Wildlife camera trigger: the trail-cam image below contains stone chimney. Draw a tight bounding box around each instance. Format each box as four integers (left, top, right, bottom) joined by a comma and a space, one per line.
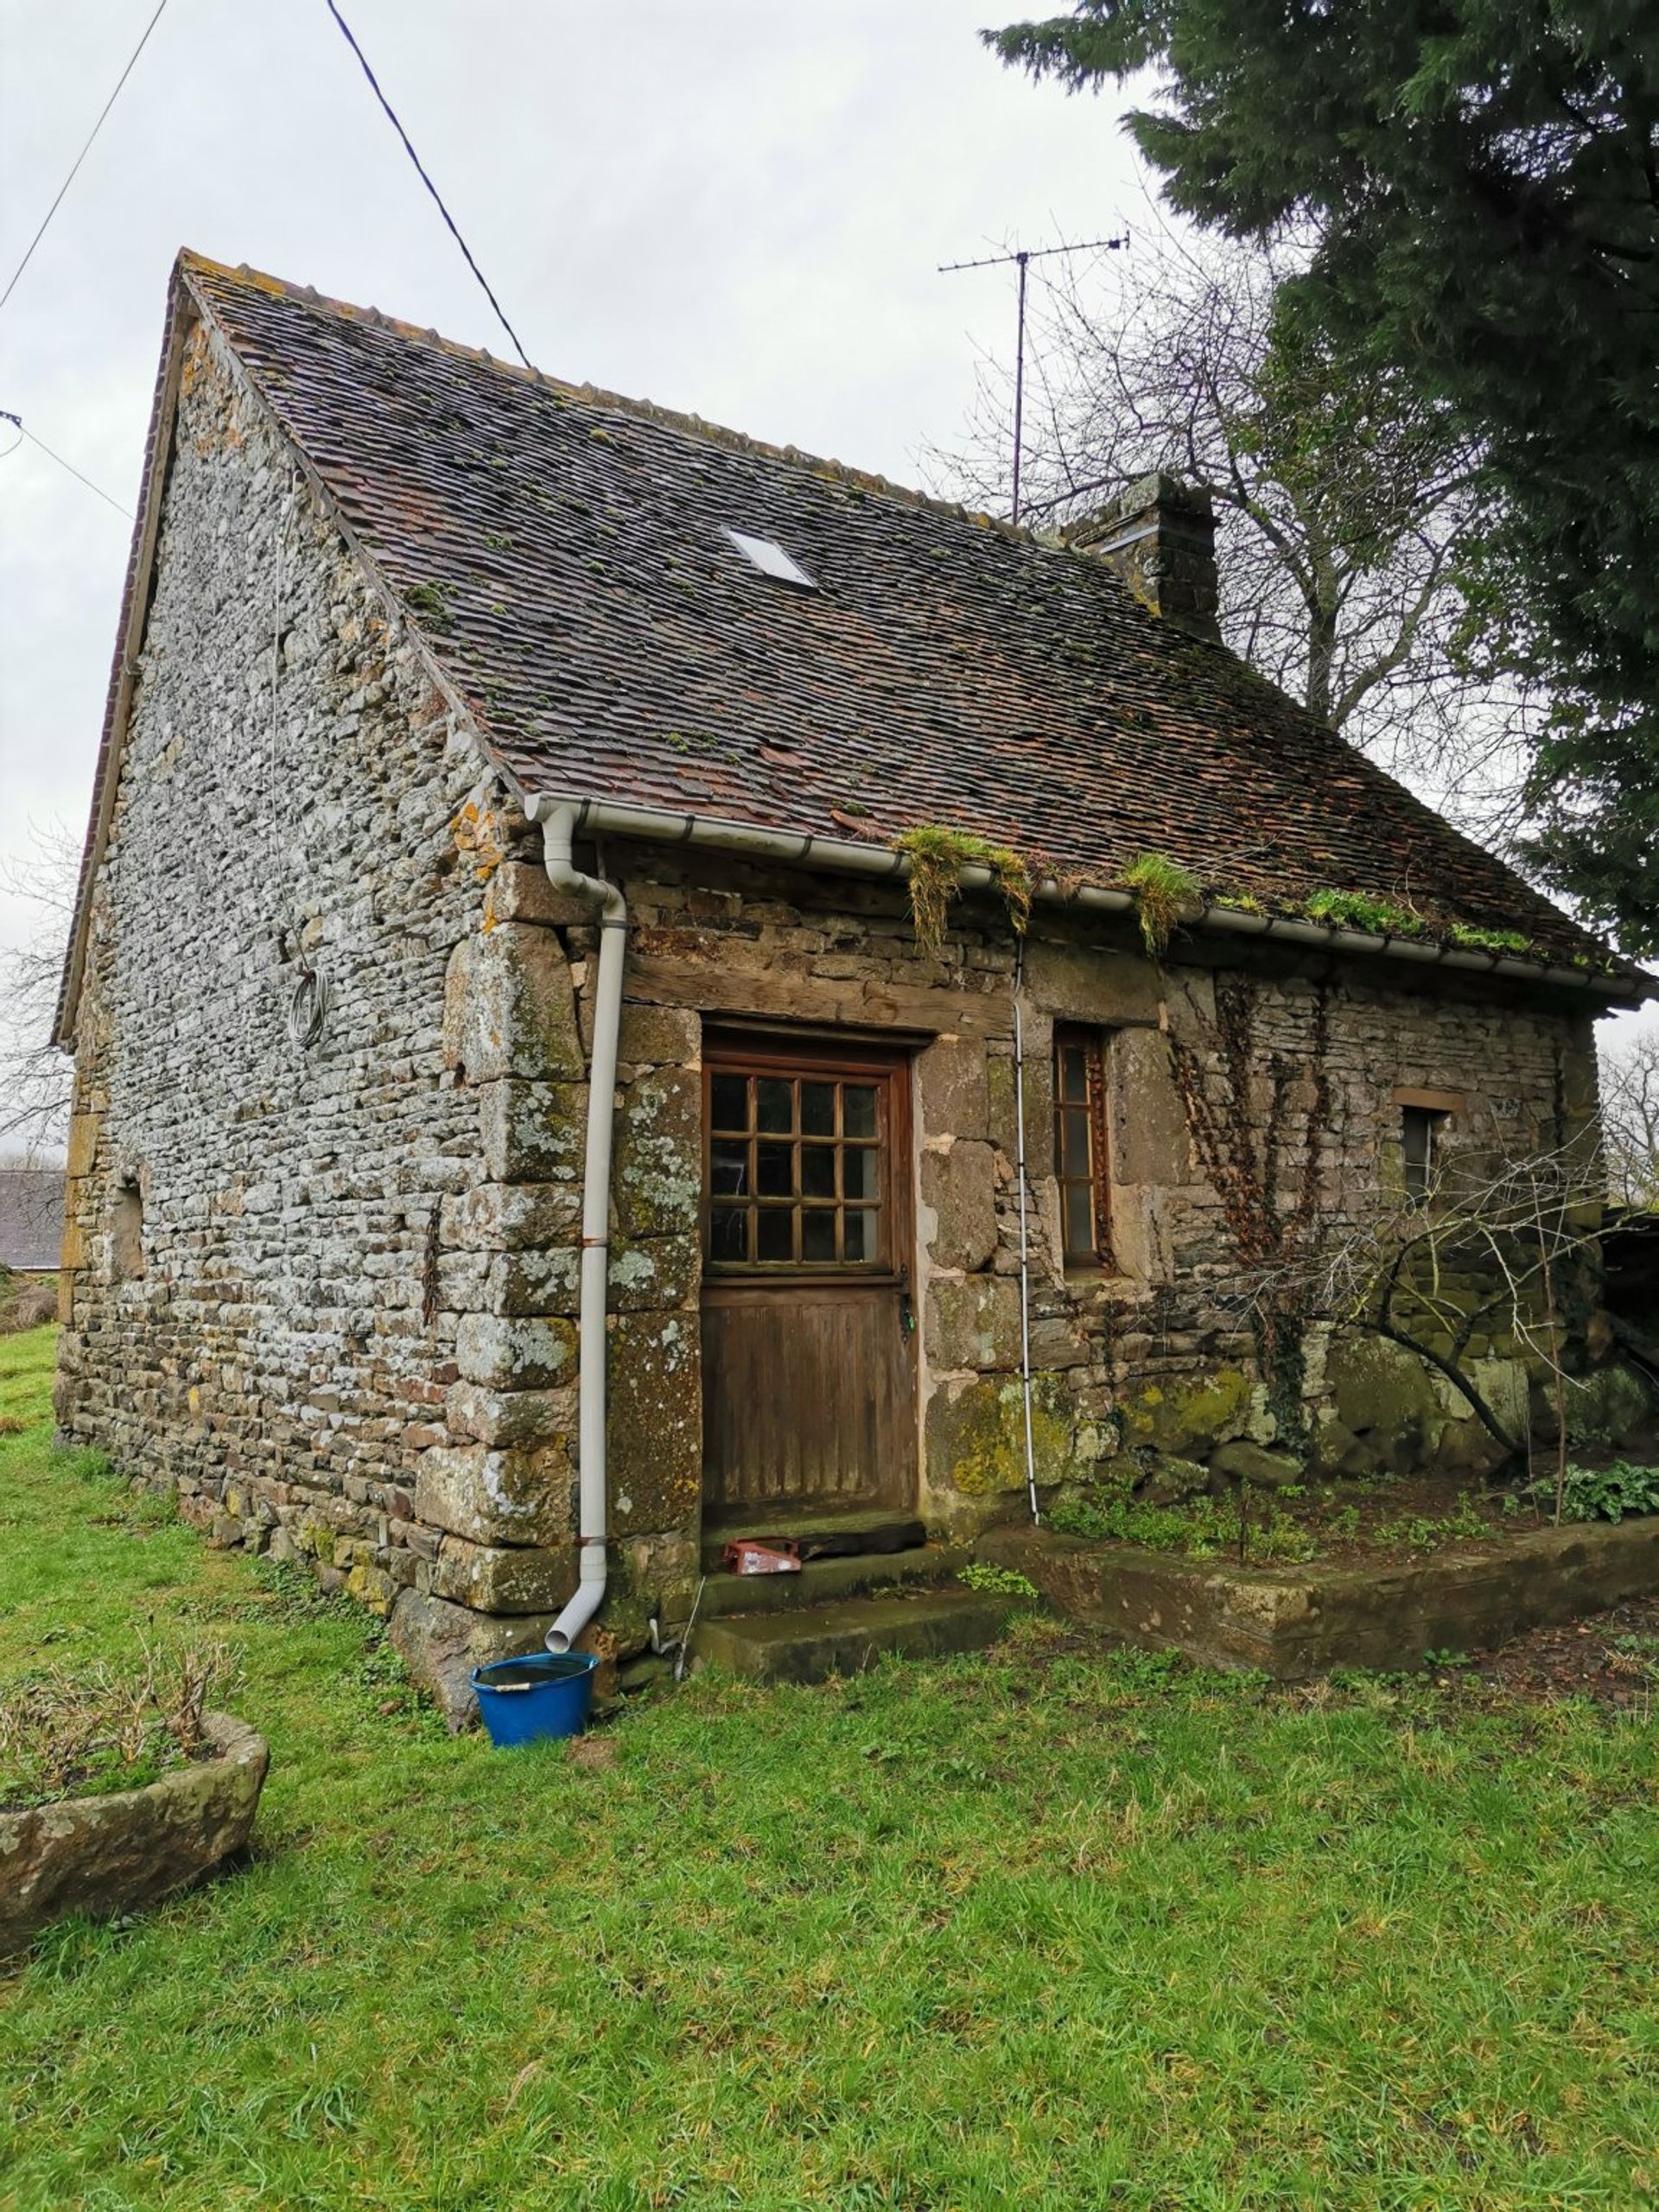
1066, 474, 1220, 641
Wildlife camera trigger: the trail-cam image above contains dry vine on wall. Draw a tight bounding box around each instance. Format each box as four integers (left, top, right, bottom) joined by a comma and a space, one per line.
1164, 973, 1334, 1441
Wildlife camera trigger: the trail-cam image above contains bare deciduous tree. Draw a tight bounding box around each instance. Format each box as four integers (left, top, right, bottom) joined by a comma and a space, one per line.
935, 212, 1546, 837
1230, 1131, 1610, 1517
1600, 1027, 1659, 1209
0, 823, 79, 1166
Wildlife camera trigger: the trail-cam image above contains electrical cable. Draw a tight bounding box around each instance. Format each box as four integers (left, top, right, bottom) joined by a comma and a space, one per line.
0, 0, 169, 315
0, 410, 132, 517
321, 0, 532, 369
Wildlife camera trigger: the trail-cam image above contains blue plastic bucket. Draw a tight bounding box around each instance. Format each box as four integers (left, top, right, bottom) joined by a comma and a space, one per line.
472, 1652, 600, 1747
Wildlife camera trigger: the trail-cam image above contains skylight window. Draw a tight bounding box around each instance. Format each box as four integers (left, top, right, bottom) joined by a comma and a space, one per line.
722, 527, 817, 589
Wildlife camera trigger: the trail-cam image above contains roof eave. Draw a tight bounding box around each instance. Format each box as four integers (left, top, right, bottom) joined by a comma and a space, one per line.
52, 260, 200, 1050
531, 792, 1654, 1003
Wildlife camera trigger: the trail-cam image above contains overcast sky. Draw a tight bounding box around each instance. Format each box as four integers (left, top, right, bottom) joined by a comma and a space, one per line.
1, 0, 1649, 1100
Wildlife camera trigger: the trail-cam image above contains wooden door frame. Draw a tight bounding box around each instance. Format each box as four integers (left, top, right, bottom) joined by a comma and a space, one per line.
697, 1026, 921, 1519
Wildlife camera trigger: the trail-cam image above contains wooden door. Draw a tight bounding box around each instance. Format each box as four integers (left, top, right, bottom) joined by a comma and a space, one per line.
701, 1035, 916, 1522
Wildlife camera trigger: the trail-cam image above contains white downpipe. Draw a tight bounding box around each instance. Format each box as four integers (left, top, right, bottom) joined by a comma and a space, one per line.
1012, 938, 1039, 1523
532, 799, 627, 1655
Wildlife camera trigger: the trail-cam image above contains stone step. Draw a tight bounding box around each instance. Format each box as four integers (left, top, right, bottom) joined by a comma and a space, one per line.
700, 1543, 971, 1618
700, 1509, 925, 1572
689, 1588, 1014, 1685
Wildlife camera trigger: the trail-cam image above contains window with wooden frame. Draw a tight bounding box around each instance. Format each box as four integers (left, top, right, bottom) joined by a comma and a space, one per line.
1392, 1086, 1463, 1204
704, 1048, 899, 1272
1053, 1026, 1114, 1270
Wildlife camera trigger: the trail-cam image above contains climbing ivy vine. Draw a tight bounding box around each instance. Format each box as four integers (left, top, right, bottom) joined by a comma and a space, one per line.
1163, 972, 1333, 1442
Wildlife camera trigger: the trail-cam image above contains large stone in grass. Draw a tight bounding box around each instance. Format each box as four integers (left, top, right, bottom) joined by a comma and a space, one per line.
1136, 1452, 1211, 1504
1209, 1440, 1302, 1491
388, 1590, 562, 1731
1560, 1361, 1652, 1452
1325, 1333, 1443, 1473
0, 1713, 268, 1958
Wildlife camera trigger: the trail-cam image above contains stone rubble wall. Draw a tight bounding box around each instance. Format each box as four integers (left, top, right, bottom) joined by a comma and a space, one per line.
51, 327, 696, 1717
582, 844, 1608, 1532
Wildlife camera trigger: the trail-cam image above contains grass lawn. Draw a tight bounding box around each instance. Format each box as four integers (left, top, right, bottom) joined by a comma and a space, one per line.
2, 1324, 1657, 2210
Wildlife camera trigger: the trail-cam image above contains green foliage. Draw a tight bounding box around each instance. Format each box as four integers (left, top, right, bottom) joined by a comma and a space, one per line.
1544, 1460, 1659, 1525
402, 578, 455, 630
3, 1334, 1659, 2203
1049, 1468, 1316, 1563
892, 823, 1033, 956
957, 1560, 1041, 1600
1372, 1497, 1491, 1554
1122, 850, 1200, 957
1302, 888, 1423, 938
1447, 922, 1533, 956
987, 1, 1659, 953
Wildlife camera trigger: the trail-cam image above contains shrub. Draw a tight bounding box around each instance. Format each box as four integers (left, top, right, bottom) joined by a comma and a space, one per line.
1122, 852, 1200, 957
1446, 922, 1532, 955
1302, 888, 1423, 938
957, 1561, 1041, 1600
892, 824, 1032, 957
1544, 1460, 1659, 1524
1049, 1471, 1316, 1564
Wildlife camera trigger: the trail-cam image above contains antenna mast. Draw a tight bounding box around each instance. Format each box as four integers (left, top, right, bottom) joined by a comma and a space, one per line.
939, 234, 1127, 526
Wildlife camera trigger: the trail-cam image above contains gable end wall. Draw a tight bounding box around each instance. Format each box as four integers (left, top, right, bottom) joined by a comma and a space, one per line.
51, 325, 613, 1701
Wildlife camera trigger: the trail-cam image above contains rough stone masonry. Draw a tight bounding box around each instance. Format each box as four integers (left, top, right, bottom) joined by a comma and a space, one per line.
54, 321, 1633, 1725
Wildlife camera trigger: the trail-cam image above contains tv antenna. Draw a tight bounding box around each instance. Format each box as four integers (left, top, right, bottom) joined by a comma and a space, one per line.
939, 234, 1127, 526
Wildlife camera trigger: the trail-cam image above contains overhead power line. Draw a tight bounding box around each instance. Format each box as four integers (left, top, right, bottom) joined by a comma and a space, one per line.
0, 0, 169, 316
0, 410, 133, 518
321, 0, 532, 369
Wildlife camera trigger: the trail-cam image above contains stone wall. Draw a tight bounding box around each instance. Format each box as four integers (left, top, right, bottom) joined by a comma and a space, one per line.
53, 325, 698, 1719
561, 842, 1610, 1535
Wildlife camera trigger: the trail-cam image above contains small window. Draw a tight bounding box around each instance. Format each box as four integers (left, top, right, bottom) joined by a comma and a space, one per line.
1054, 1027, 1113, 1269
1401, 1106, 1446, 1201
111, 1179, 144, 1282
721, 527, 817, 589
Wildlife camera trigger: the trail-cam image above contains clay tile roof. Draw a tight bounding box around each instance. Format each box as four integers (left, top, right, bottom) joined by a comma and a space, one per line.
183, 254, 1619, 969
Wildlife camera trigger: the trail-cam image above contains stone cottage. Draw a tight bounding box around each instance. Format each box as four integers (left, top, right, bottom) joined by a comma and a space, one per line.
52, 254, 1651, 1715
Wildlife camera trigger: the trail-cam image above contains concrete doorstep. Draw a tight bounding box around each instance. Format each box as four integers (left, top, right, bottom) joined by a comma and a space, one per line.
688, 1589, 1015, 1685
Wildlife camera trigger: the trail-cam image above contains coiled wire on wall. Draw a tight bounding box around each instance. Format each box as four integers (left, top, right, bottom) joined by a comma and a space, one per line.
286, 956, 329, 1050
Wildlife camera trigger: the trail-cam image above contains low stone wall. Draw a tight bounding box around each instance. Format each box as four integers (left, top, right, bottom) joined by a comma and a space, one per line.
982, 1516, 1659, 1678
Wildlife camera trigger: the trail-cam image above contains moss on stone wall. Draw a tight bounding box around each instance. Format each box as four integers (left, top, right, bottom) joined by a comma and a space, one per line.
1119, 1370, 1253, 1458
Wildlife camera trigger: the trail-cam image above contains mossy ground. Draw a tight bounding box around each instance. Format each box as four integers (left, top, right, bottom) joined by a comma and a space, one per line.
3, 1326, 1657, 2209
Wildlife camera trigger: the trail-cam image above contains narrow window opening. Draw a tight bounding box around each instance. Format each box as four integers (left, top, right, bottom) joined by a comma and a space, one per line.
1054, 1026, 1114, 1270
1401, 1106, 1447, 1202
111, 1179, 144, 1282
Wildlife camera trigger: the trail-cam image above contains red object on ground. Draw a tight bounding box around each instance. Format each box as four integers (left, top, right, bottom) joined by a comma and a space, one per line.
722, 1540, 802, 1575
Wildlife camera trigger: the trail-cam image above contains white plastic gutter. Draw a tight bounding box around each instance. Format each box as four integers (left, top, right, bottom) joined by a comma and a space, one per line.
531, 799, 627, 1654
551, 796, 1648, 1001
